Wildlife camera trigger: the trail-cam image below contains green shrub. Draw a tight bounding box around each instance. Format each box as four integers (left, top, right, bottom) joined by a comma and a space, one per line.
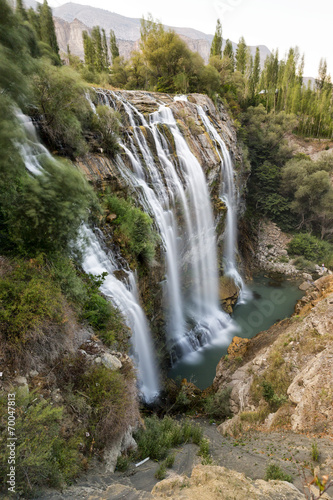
164, 453, 175, 468
204, 387, 233, 421
261, 381, 287, 411
90, 105, 120, 156
311, 441, 319, 462
155, 462, 167, 480
265, 463, 292, 482
0, 258, 64, 344
288, 233, 332, 263
134, 416, 203, 462
0, 392, 83, 497
105, 195, 158, 265
198, 438, 212, 465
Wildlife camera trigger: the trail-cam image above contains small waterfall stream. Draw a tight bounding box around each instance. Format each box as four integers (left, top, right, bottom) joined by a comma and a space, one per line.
16, 110, 159, 402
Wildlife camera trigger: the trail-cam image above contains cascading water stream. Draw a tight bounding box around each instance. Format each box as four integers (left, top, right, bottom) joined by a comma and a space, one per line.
16, 109, 159, 402
79, 226, 159, 402
96, 90, 237, 359
195, 104, 251, 301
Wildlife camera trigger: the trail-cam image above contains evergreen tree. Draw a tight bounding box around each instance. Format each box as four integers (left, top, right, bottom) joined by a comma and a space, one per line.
109, 29, 119, 63
210, 19, 222, 58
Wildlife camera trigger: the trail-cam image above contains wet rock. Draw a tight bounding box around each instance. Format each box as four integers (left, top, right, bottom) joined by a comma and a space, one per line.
219, 276, 239, 313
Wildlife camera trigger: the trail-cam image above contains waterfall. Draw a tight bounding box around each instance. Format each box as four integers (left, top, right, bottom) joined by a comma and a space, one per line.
96, 90, 236, 360
195, 104, 250, 301
79, 226, 159, 402
16, 110, 159, 402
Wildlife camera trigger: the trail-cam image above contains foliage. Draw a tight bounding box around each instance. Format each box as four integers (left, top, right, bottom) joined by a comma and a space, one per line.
311, 441, 319, 462
0, 391, 83, 497
287, 233, 333, 263
155, 462, 167, 480
105, 195, 158, 265
90, 104, 120, 155
0, 258, 64, 344
134, 416, 203, 461
265, 463, 293, 483
31, 62, 93, 156
282, 154, 333, 239
261, 381, 287, 411
204, 387, 233, 421
5, 154, 97, 256
198, 438, 213, 465
210, 19, 222, 58
58, 358, 136, 449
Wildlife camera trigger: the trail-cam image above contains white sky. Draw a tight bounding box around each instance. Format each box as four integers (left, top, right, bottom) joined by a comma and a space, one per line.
49, 0, 333, 77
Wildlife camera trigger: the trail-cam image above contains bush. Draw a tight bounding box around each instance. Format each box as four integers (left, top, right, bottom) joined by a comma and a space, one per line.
0, 257, 64, 344
105, 195, 158, 265
7, 155, 98, 257
288, 233, 332, 263
265, 463, 292, 482
0, 392, 83, 497
134, 416, 203, 461
204, 387, 233, 421
261, 381, 287, 411
90, 105, 120, 156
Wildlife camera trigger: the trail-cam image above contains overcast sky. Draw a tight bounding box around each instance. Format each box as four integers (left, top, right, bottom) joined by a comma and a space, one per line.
49, 0, 332, 77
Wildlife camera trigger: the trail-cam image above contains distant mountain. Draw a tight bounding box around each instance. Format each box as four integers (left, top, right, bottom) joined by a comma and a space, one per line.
23, 0, 270, 67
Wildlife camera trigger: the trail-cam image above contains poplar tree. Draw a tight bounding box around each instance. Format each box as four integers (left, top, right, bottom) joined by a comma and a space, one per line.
223, 39, 235, 71
101, 28, 109, 69
250, 47, 260, 97
38, 0, 60, 60
110, 29, 119, 63
210, 19, 222, 58
236, 36, 248, 74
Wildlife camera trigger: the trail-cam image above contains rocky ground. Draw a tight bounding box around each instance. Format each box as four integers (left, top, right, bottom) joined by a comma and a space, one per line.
31, 278, 333, 500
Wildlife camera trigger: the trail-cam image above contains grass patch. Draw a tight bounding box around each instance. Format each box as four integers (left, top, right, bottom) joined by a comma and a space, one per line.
134, 416, 203, 462
265, 463, 293, 482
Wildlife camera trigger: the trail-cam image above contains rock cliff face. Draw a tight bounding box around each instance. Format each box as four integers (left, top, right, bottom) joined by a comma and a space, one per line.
214, 276, 333, 438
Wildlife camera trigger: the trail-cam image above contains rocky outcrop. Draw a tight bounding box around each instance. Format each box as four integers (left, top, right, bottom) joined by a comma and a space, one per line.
151, 464, 307, 499
255, 220, 300, 276
214, 276, 333, 437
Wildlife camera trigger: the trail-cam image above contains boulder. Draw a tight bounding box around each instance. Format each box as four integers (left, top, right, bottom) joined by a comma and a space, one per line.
227, 336, 250, 359
100, 353, 122, 371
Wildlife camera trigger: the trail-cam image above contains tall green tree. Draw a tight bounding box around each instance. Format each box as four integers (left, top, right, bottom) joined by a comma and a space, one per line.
236, 36, 248, 74
210, 19, 222, 58
109, 29, 119, 63
250, 47, 260, 97
38, 0, 60, 63
223, 39, 235, 71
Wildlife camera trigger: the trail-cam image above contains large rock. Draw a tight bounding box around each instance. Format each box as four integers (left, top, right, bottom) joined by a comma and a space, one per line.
227, 336, 250, 359
151, 464, 306, 499
219, 276, 239, 313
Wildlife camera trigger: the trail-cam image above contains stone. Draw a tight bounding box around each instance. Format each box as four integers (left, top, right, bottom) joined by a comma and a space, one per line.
227, 336, 250, 359
29, 370, 39, 378
299, 281, 311, 291
14, 376, 28, 386
100, 353, 122, 371
151, 464, 306, 499
106, 213, 117, 222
